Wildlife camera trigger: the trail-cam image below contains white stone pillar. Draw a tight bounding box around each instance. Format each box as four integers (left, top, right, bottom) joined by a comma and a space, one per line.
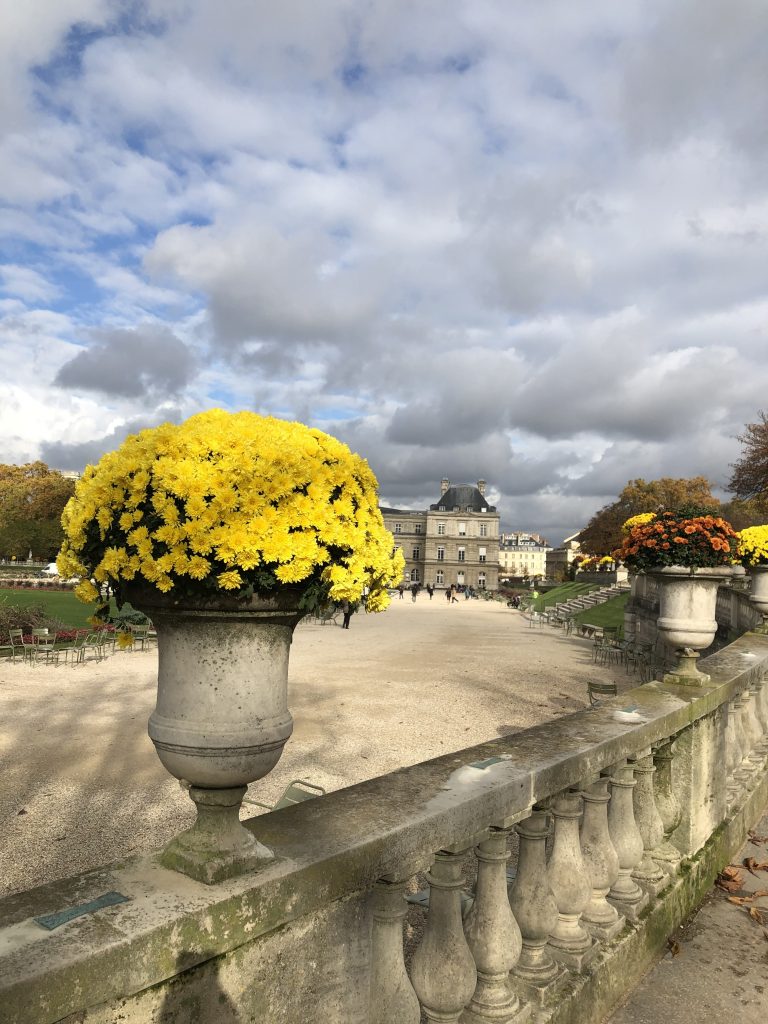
369, 879, 420, 1024
755, 674, 768, 753
546, 790, 597, 970
652, 740, 682, 871
509, 807, 562, 996
411, 851, 477, 1023
607, 761, 649, 921
461, 829, 530, 1024
579, 777, 624, 941
630, 749, 669, 895
745, 685, 765, 763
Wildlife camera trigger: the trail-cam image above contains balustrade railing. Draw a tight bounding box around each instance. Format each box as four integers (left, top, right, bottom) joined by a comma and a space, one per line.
2, 633, 768, 1024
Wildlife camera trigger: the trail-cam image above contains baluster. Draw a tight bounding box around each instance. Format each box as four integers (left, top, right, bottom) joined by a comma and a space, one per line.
727, 695, 749, 798
606, 760, 649, 921
630, 749, 669, 895
754, 674, 768, 754
579, 776, 624, 941
509, 806, 563, 999
369, 879, 420, 1024
546, 789, 597, 970
736, 691, 759, 789
651, 740, 682, 871
462, 828, 530, 1024
745, 684, 765, 763
411, 850, 477, 1023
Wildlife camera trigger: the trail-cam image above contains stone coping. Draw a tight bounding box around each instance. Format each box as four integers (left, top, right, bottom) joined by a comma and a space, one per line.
1, 631, 767, 1024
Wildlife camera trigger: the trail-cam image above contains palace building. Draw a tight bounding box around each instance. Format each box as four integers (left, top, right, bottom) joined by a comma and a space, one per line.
381, 479, 500, 591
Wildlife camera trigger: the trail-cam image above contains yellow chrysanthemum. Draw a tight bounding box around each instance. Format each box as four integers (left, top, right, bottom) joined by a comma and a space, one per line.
60, 409, 401, 614
622, 512, 657, 534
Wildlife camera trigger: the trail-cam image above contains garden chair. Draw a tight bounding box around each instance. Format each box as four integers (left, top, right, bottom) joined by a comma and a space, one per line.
31, 628, 59, 665
6, 629, 26, 663
63, 629, 90, 666
242, 780, 326, 812
128, 624, 150, 651
587, 681, 618, 706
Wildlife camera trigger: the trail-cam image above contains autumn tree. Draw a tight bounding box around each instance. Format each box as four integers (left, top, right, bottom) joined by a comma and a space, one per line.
0, 462, 75, 561
578, 476, 719, 556
728, 411, 768, 501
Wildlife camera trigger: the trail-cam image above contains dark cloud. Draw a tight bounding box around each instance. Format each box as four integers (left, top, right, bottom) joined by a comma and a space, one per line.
41, 409, 183, 472
54, 325, 197, 398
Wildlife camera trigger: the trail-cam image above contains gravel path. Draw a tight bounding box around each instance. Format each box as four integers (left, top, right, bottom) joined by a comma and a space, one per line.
0, 598, 624, 897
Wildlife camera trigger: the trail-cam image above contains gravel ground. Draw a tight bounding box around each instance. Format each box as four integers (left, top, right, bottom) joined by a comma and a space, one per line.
0, 597, 625, 897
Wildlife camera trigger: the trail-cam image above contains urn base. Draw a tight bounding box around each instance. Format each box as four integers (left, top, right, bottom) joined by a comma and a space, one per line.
663, 649, 711, 687
160, 785, 274, 884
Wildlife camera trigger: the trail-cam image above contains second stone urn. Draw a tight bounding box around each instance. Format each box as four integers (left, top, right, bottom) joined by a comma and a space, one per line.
126, 585, 304, 884
649, 566, 731, 685
748, 565, 768, 632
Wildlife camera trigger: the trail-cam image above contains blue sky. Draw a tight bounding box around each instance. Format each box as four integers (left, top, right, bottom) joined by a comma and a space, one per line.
1, 1, 767, 542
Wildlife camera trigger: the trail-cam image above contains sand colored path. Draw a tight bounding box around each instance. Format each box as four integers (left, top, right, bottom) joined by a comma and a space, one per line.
0, 598, 623, 897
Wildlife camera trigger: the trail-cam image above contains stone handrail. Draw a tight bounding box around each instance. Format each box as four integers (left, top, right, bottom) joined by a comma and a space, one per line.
1, 632, 768, 1023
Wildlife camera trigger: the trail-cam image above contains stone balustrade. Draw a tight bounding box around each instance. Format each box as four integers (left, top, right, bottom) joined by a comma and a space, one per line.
1, 633, 768, 1024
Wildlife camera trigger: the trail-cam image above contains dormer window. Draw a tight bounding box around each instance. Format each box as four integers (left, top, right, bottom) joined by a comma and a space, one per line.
438, 505, 446, 511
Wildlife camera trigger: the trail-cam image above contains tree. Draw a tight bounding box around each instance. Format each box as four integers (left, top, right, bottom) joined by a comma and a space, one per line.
0, 462, 75, 560
578, 476, 719, 556
728, 411, 768, 500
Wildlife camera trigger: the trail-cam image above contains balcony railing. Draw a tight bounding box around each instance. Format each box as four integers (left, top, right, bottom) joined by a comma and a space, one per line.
1, 632, 767, 1023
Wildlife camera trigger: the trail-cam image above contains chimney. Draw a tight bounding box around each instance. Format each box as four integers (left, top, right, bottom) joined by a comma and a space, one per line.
440, 477, 450, 496
477, 479, 486, 496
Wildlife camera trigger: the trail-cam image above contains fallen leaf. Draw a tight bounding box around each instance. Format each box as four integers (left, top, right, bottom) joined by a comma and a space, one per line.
749, 832, 768, 844
667, 938, 681, 957
728, 896, 754, 906
16, 808, 27, 816
763, 929, 768, 942
716, 866, 744, 892
744, 857, 761, 876
748, 907, 767, 925
753, 890, 768, 898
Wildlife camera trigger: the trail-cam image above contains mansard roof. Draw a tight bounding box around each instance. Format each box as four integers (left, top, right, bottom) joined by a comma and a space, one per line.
429, 485, 496, 513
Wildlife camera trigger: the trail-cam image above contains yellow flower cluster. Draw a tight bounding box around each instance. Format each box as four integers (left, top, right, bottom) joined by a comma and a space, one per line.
58, 410, 404, 611
736, 525, 768, 567
622, 512, 656, 534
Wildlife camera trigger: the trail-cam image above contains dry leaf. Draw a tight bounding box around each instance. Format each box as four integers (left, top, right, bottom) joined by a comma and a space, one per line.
728, 896, 754, 906
666, 938, 681, 957
748, 907, 767, 925
763, 929, 768, 942
716, 866, 744, 892
744, 857, 762, 876
753, 890, 768, 898
748, 832, 768, 845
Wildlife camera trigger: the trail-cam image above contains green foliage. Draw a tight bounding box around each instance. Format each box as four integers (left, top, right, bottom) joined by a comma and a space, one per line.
0, 462, 75, 561
0, 588, 115, 629
579, 477, 718, 556
0, 600, 68, 635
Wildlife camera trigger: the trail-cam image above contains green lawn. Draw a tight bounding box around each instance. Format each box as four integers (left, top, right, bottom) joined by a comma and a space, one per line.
529, 582, 600, 613
0, 588, 121, 629
572, 593, 629, 631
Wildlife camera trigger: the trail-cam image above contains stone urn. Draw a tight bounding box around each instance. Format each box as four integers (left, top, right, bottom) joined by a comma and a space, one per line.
748, 564, 768, 632
648, 566, 731, 685
126, 584, 304, 883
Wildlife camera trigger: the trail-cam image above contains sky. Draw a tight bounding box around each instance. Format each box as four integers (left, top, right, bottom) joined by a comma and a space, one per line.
1, 1, 767, 543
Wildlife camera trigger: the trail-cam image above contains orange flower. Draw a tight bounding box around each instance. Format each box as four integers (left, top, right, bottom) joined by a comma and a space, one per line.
673, 536, 688, 544
661, 542, 671, 549
684, 524, 697, 534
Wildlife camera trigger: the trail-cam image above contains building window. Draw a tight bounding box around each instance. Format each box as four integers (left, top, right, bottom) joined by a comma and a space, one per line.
412, 546, 420, 560
478, 572, 486, 588
458, 546, 465, 562
466, 506, 473, 512
479, 546, 486, 563
436, 569, 444, 585
479, 522, 488, 537
458, 521, 466, 536
410, 567, 420, 582
457, 571, 465, 585
394, 523, 401, 534
437, 546, 445, 561
438, 505, 446, 511
437, 522, 446, 535
414, 523, 422, 533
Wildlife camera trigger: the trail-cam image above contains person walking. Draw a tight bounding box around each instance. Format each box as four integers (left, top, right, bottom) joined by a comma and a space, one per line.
341, 600, 355, 629
427, 584, 434, 600
411, 583, 419, 602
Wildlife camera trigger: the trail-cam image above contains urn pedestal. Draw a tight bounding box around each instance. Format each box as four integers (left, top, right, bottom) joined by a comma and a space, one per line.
649, 567, 730, 686
748, 565, 768, 634
127, 586, 304, 884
